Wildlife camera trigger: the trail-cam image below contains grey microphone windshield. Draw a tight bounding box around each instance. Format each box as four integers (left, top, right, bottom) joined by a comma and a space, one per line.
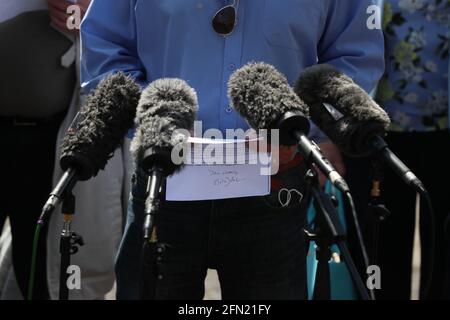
61, 72, 141, 180
228, 62, 310, 144
131, 78, 198, 175
295, 64, 390, 157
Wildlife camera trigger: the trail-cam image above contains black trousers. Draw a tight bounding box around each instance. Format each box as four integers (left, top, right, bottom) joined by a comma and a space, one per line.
0, 120, 60, 300
116, 165, 310, 300
345, 130, 450, 300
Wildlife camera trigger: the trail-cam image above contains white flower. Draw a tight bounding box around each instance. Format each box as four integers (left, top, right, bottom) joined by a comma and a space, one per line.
425, 61, 437, 72
399, 62, 424, 83
393, 111, 412, 127
408, 30, 427, 48
399, 0, 425, 14
426, 91, 448, 114
435, 11, 450, 27
404, 92, 418, 103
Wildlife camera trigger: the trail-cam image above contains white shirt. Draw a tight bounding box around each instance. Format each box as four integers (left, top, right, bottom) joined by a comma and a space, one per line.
0, 0, 48, 23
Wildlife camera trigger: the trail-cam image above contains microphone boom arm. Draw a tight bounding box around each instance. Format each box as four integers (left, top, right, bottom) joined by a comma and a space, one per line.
294, 131, 350, 194
371, 136, 426, 195
143, 167, 164, 241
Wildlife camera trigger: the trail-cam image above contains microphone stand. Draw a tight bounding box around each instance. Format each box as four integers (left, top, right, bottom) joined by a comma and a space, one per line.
39, 167, 78, 225
59, 193, 84, 300
138, 147, 185, 299
368, 157, 390, 268
304, 169, 371, 300
272, 111, 369, 299
140, 167, 168, 300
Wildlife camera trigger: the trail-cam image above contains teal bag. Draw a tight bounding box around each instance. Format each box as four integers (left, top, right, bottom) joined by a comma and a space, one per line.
306, 181, 358, 300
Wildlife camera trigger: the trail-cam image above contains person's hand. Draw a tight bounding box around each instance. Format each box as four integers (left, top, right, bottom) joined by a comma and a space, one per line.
47, 0, 91, 34
316, 140, 346, 186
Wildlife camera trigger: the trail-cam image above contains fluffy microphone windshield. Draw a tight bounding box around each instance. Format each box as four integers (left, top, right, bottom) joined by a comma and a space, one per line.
228, 62, 310, 131
131, 78, 198, 173
294, 64, 391, 157
60, 72, 141, 180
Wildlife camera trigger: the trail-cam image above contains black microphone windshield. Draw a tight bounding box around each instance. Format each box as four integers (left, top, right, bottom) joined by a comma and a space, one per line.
131, 78, 198, 175
60, 72, 141, 180
228, 62, 310, 140
294, 64, 391, 157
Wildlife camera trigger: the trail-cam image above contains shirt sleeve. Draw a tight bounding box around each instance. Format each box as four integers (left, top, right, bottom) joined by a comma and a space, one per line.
80, 0, 146, 94
309, 0, 385, 143
318, 0, 385, 92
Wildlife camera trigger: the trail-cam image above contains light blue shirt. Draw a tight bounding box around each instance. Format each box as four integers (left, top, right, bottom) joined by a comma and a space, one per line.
80, 0, 385, 140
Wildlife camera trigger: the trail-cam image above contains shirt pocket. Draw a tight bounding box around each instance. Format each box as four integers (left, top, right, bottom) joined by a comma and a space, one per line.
262, 0, 324, 52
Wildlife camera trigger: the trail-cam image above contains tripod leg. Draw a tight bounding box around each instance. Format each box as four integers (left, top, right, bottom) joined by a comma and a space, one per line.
338, 241, 371, 300
313, 245, 332, 300
140, 239, 158, 300
59, 234, 71, 300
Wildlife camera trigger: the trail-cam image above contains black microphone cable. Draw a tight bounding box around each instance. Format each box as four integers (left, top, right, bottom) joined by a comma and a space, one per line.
343, 190, 375, 299
27, 224, 43, 300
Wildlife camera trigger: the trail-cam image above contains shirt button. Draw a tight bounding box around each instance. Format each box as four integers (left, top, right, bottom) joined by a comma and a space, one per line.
228, 63, 236, 71
225, 106, 233, 114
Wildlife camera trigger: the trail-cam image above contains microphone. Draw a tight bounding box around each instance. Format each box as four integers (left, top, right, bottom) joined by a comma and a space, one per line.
39, 72, 141, 224
228, 62, 350, 194
131, 78, 198, 239
294, 64, 426, 194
